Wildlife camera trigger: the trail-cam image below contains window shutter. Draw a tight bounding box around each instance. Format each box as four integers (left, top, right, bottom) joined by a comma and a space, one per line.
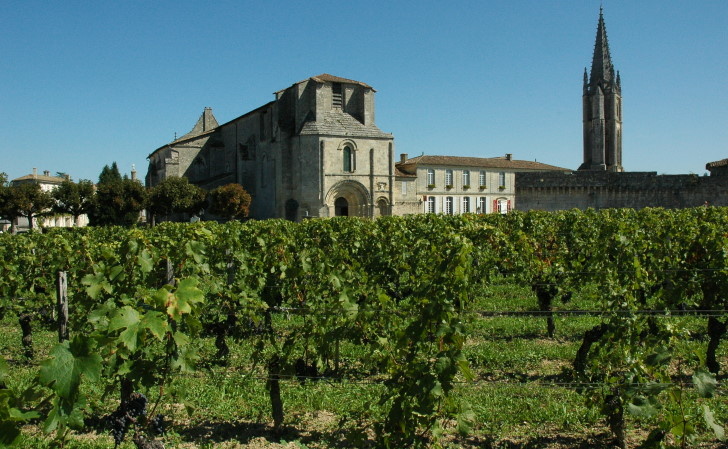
507, 200, 512, 212
493, 199, 498, 213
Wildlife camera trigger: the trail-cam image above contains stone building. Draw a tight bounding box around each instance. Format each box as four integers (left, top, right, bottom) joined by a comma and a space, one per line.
147, 74, 410, 219
7, 169, 89, 230
396, 154, 569, 214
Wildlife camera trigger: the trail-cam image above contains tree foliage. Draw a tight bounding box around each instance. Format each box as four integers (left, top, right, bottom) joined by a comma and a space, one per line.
89, 179, 148, 226
52, 179, 95, 226
98, 162, 122, 185
149, 177, 206, 222
207, 183, 251, 221
3, 183, 54, 230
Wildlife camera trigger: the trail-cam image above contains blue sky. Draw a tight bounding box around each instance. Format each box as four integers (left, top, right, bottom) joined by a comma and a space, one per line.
2, 1, 726, 182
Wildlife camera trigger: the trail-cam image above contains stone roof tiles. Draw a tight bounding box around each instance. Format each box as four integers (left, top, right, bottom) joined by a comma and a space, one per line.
300, 111, 392, 139
398, 155, 571, 172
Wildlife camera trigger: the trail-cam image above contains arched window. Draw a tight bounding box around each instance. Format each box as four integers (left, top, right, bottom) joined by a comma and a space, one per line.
343, 146, 354, 172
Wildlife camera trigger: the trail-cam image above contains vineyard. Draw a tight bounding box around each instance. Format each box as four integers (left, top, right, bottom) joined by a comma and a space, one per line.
0, 209, 726, 448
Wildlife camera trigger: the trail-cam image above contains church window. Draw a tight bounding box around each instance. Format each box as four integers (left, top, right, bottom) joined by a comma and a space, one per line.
427, 169, 435, 186
445, 197, 453, 215
499, 172, 506, 188
445, 170, 453, 187
426, 196, 436, 213
479, 170, 486, 187
462, 170, 470, 187
462, 197, 471, 213
332, 83, 343, 109
477, 197, 487, 213
343, 145, 355, 172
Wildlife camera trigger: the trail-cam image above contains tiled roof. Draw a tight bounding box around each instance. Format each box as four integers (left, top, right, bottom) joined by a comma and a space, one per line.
12, 174, 67, 184
706, 158, 728, 169
398, 155, 572, 172
300, 111, 392, 139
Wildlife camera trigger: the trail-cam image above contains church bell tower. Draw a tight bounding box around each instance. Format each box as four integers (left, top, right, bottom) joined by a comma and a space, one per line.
580, 7, 623, 172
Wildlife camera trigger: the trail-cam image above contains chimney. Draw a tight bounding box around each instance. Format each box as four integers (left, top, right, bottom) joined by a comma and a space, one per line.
505, 153, 513, 161
400, 153, 408, 163
33, 167, 37, 177
131, 164, 137, 181
43, 170, 50, 176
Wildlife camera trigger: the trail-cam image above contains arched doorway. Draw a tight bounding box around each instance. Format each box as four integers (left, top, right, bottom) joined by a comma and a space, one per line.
325, 180, 370, 218
334, 197, 349, 216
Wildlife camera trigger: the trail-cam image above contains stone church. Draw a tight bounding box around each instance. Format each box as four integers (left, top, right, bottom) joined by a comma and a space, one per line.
147, 74, 421, 219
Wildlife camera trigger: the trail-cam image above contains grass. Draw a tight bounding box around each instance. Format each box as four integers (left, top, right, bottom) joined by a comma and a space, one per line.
1, 280, 726, 448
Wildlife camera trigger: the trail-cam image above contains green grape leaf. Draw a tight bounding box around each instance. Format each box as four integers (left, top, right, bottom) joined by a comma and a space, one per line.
166, 278, 204, 320
703, 405, 726, 441
141, 311, 167, 340
39, 340, 101, 400
644, 346, 671, 367
138, 249, 154, 273
109, 307, 142, 352
693, 368, 718, 398
81, 272, 111, 299
627, 396, 658, 418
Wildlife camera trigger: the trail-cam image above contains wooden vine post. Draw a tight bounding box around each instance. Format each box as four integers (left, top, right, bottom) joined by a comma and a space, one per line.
56, 271, 69, 342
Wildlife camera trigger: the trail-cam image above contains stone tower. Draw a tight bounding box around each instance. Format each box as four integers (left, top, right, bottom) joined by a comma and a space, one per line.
580, 7, 623, 172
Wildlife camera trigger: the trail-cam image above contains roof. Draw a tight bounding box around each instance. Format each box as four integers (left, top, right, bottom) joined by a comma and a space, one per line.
706, 158, 728, 169
397, 155, 572, 173
276, 73, 375, 94
12, 173, 67, 184
589, 7, 617, 87
299, 110, 392, 139
150, 107, 222, 156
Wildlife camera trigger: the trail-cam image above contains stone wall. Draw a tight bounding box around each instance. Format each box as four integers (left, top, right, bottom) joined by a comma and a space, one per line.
516, 171, 728, 211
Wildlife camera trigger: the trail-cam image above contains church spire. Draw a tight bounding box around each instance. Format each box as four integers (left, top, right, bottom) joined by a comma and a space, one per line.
580, 7, 623, 173
589, 7, 616, 90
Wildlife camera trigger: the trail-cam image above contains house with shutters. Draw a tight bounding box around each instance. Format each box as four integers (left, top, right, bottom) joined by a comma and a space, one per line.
395, 154, 570, 214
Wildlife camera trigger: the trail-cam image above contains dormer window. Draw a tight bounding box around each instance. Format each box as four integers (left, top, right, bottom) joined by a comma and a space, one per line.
332, 83, 343, 109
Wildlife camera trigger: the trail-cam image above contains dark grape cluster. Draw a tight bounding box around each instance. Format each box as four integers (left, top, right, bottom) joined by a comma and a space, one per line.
105, 392, 148, 447
126, 392, 148, 418
148, 414, 167, 436
107, 409, 129, 446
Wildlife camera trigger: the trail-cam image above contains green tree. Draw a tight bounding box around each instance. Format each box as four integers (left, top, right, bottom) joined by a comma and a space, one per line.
149, 176, 206, 224
98, 162, 122, 185
5, 183, 54, 230
207, 183, 252, 221
52, 179, 95, 226
0, 173, 13, 232
89, 179, 148, 226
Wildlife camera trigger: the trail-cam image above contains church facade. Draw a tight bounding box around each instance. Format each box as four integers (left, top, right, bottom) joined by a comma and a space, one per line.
147, 74, 417, 220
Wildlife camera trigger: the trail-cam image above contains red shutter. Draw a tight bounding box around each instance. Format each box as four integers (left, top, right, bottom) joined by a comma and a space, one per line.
492, 199, 498, 213
507, 200, 512, 212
